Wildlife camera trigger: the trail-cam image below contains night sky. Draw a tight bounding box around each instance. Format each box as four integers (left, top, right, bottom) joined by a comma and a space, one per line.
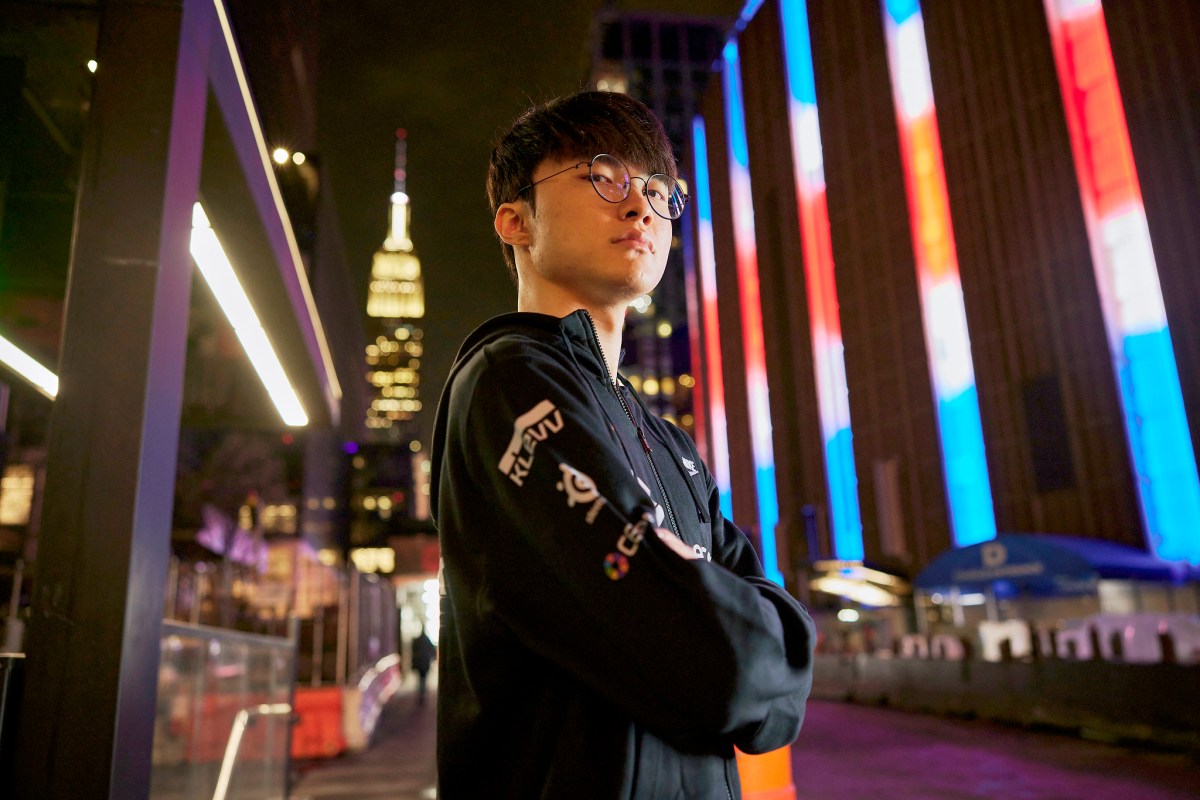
318, 0, 740, 442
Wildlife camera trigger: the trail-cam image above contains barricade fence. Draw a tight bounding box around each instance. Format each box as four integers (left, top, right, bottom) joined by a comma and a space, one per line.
149, 620, 296, 800
887, 612, 1200, 665
813, 652, 1200, 749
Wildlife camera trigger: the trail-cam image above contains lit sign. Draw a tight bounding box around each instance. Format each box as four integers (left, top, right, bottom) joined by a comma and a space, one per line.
0, 464, 35, 526
351, 547, 396, 574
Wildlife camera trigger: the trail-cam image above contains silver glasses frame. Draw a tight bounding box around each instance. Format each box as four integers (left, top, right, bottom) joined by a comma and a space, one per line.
515, 153, 689, 220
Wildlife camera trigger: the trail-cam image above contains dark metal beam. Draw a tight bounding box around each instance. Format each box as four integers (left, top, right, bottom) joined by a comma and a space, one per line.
205, 6, 342, 426
13, 0, 211, 796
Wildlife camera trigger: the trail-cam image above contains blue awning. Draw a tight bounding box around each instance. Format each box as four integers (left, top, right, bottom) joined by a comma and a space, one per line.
914, 533, 1198, 595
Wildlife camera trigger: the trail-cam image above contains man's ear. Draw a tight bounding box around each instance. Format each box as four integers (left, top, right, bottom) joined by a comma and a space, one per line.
494, 202, 532, 248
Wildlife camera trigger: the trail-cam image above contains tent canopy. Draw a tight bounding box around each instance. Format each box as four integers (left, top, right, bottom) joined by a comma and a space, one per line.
914, 533, 1197, 595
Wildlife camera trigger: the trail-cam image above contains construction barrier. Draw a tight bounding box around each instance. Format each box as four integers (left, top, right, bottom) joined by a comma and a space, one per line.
736, 744, 796, 800
291, 685, 347, 759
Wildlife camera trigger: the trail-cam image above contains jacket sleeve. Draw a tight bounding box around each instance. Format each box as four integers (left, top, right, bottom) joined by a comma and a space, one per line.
446, 340, 811, 744
704, 464, 817, 753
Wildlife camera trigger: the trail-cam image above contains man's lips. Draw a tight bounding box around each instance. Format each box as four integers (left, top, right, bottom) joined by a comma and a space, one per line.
613, 230, 655, 252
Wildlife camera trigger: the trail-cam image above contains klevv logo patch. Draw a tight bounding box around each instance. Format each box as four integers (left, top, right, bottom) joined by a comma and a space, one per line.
498, 400, 564, 486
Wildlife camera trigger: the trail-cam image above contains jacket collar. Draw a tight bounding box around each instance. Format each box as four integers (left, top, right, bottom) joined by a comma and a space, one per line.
450, 310, 608, 382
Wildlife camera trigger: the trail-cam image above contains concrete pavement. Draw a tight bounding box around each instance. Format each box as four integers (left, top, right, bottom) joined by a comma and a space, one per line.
290, 690, 1200, 799
791, 700, 1200, 799
290, 683, 436, 800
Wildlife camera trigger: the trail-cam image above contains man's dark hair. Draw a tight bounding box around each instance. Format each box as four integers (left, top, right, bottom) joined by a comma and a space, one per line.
487, 90, 677, 282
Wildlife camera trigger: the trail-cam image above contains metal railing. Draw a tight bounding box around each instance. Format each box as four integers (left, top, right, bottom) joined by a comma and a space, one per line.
212, 703, 294, 800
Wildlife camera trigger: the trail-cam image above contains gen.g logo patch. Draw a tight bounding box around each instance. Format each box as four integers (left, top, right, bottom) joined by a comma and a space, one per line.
604, 516, 651, 581
603, 552, 630, 580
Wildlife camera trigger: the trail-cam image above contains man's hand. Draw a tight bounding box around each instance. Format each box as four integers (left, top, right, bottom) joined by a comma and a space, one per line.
655, 527, 702, 560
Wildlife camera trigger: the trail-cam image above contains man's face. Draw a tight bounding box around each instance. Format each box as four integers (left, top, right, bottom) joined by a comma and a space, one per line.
519, 155, 673, 306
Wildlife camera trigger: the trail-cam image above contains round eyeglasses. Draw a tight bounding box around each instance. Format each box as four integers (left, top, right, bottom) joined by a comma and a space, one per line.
515, 153, 689, 221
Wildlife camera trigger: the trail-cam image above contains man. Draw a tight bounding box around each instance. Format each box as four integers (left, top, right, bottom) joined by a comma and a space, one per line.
430, 91, 815, 799
410, 625, 436, 704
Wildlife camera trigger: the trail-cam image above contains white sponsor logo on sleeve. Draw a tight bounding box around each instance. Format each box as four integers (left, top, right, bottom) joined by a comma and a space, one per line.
604, 513, 654, 581
557, 463, 599, 506
556, 463, 609, 524
498, 400, 564, 486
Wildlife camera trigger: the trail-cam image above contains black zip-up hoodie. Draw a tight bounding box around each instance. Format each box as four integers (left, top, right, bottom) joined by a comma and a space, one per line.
431, 310, 815, 799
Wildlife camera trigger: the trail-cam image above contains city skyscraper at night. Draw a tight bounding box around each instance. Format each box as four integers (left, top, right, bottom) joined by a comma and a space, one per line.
365, 129, 425, 445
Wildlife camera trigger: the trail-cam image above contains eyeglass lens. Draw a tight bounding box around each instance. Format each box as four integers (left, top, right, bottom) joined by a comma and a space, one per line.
589, 154, 686, 220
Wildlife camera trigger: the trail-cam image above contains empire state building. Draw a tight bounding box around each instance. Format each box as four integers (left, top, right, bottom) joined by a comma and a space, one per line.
365, 129, 424, 443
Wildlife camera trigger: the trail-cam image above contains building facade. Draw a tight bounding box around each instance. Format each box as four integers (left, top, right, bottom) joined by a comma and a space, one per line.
688, 0, 1200, 601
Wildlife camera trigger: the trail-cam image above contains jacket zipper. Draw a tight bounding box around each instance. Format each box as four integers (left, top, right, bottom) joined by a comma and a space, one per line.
624, 379, 710, 525
582, 312, 682, 538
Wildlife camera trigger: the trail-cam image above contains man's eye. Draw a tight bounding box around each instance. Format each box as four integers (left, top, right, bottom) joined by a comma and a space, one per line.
646, 188, 665, 200
591, 173, 615, 185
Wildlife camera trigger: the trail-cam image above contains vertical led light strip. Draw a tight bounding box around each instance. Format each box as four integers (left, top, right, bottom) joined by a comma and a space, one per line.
1044, 0, 1200, 564
779, 0, 865, 561
691, 117, 734, 520
722, 41, 783, 584
881, 0, 997, 547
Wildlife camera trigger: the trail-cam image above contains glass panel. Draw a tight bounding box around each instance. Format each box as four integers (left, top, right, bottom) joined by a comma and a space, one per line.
151, 621, 295, 800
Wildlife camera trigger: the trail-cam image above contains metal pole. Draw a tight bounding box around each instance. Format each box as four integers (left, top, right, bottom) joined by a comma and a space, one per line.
5, 560, 19, 620
914, 592, 928, 637
336, 570, 348, 686
0, 382, 9, 505
283, 614, 299, 800
164, 557, 179, 621
2, 560, 23, 653
190, 569, 203, 627
950, 587, 965, 628
349, 568, 361, 679
14, 1, 210, 796
312, 605, 324, 688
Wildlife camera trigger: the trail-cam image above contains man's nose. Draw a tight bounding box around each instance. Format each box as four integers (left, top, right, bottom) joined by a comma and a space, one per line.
620, 189, 653, 223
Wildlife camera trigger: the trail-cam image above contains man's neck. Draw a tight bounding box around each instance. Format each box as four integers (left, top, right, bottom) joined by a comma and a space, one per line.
517, 284, 625, 381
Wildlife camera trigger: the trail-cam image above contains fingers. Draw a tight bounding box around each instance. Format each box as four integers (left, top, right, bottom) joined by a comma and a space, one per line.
655, 527, 702, 560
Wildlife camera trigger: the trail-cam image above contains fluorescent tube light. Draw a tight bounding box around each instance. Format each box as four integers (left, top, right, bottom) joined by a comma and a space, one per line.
0, 334, 59, 399
190, 202, 308, 426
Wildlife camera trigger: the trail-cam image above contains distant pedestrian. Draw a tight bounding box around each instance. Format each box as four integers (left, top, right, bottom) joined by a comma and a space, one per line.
410, 626, 436, 704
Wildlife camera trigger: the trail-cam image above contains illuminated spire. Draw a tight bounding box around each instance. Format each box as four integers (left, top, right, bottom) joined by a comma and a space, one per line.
385, 129, 413, 252
366, 129, 425, 436
368, 128, 424, 319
